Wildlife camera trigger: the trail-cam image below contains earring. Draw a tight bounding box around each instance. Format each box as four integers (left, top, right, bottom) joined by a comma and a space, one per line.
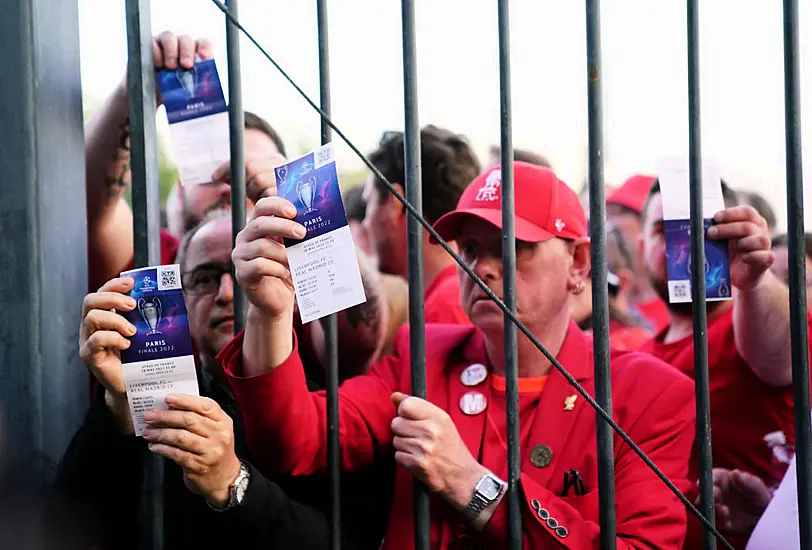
572, 281, 585, 295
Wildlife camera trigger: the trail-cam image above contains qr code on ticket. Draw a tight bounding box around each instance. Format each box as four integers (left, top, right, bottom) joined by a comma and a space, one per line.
158, 265, 182, 291
668, 280, 691, 303
314, 143, 334, 169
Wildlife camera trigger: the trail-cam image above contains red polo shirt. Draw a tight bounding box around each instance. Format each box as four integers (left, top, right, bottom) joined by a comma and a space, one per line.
424, 265, 469, 325
122, 229, 181, 271
641, 306, 807, 548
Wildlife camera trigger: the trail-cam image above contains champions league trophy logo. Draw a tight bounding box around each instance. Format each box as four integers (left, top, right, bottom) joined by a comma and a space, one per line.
296, 175, 318, 215
138, 297, 163, 336
176, 67, 198, 99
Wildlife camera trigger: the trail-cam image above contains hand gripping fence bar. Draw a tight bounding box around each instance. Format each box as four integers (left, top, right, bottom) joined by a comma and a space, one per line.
208, 1, 734, 547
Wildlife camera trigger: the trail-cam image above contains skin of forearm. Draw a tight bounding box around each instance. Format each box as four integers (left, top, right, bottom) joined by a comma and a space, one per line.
242, 305, 295, 378
734, 271, 793, 386
86, 80, 132, 223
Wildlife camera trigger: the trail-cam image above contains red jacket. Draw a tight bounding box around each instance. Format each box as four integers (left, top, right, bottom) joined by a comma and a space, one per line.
219, 322, 696, 549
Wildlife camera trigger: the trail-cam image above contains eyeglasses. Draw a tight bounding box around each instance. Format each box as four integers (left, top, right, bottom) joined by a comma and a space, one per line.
182, 265, 233, 296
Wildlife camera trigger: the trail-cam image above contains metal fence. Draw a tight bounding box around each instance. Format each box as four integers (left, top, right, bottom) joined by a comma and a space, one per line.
121, 0, 811, 549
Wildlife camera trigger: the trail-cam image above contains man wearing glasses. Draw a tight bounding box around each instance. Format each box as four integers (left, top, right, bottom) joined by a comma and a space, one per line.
56, 209, 391, 549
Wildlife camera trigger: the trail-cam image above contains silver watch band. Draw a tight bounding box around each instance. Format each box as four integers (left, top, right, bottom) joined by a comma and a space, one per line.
207, 461, 250, 512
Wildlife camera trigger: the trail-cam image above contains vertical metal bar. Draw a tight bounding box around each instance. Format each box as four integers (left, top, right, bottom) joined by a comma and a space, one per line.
225, 0, 247, 333
125, 0, 163, 548
400, 0, 429, 547
496, 1, 521, 546
316, 1, 341, 548
782, 1, 812, 548
686, 1, 715, 548
585, 1, 616, 547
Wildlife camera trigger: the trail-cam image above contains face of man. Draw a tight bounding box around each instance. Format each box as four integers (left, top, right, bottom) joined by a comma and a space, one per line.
456, 217, 579, 335
181, 218, 235, 364
362, 175, 406, 276
178, 128, 281, 233
772, 245, 812, 314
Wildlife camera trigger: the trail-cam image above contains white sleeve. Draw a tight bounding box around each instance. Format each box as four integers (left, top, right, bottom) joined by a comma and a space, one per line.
746, 455, 799, 550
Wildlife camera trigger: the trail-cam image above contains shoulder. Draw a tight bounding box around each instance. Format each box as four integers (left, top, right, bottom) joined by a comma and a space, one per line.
612, 349, 694, 400
392, 323, 480, 363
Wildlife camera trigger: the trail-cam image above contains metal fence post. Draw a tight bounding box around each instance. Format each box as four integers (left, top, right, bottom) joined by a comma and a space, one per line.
124, 0, 163, 548
496, 1, 521, 546
585, 1, 617, 547
782, 1, 812, 549
225, 0, 247, 333
316, 0, 342, 547
686, 2, 716, 548
399, 0, 429, 547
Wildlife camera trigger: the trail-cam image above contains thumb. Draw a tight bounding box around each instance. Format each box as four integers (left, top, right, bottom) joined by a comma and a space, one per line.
211, 160, 231, 184
391, 392, 410, 408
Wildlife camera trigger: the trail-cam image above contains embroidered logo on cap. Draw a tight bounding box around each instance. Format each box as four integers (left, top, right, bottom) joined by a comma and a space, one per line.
555, 218, 566, 232
475, 170, 501, 202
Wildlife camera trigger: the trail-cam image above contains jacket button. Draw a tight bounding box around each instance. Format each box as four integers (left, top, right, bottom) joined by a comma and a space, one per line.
546, 517, 559, 529
530, 499, 540, 511
538, 508, 550, 521
556, 526, 569, 538
530, 444, 553, 468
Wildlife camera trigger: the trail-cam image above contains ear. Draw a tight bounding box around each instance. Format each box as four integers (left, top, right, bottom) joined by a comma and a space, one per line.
387, 183, 407, 221
616, 267, 635, 295
567, 237, 592, 292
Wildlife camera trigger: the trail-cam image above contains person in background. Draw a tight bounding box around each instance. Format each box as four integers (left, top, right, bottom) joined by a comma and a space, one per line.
56, 210, 390, 550
345, 184, 410, 356
363, 126, 480, 325
606, 174, 671, 332
569, 223, 652, 351
740, 191, 778, 237
219, 162, 697, 549
638, 179, 812, 549
486, 145, 552, 170
771, 232, 812, 314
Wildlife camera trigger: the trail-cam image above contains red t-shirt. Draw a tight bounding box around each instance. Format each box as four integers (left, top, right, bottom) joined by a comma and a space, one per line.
608, 321, 651, 352
424, 265, 470, 325
636, 296, 671, 333
641, 307, 801, 549
122, 229, 181, 271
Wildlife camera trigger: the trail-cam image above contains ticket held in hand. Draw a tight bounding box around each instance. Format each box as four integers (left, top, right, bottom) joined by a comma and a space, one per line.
119, 264, 199, 436
658, 158, 732, 304
157, 58, 230, 186
275, 143, 367, 323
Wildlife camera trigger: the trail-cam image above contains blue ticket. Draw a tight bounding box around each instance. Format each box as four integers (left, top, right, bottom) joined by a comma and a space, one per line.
119, 264, 199, 435
658, 158, 732, 303
157, 59, 230, 185
274, 143, 366, 323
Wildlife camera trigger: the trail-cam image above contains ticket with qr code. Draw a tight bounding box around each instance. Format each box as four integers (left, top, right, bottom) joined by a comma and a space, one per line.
274, 143, 367, 323
157, 58, 230, 185
119, 264, 199, 436
658, 158, 732, 304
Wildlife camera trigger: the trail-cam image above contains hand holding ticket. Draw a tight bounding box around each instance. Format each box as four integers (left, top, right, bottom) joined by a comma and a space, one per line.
118, 264, 199, 436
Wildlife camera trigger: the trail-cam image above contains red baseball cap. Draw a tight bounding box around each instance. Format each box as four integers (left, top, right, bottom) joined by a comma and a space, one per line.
606, 174, 656, 214
431, 162, 587, 243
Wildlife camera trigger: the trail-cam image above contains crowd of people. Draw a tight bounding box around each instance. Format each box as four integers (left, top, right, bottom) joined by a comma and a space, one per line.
51, 32, 812, 549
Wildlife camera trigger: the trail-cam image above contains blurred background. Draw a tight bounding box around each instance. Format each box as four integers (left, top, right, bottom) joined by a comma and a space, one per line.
79, 0, 811, 230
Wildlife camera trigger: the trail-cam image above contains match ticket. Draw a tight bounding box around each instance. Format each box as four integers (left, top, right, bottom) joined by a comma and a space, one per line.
157, 58, 230, 185
275, 143, 367, 323
119, 264, 199, 436
658, 158, 732, 304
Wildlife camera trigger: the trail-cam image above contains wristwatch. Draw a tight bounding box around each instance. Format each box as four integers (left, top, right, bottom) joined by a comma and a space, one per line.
464, 472, 505, 521
207, 460, 251, 512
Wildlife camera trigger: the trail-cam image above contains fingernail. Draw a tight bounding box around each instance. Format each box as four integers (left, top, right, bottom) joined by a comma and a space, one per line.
126, 298, 136, 307
294, 225, 306, 238
143, 411, 155, 422
713, 212, 723, 222
285, 205, 297, 218
165, 394, 177, 404
707, 227, 718, 237
128, 324, 137, 335
142, 428, 152, 438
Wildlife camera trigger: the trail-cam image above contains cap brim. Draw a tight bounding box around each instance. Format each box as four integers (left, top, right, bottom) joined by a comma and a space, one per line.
430, 208, 555, 244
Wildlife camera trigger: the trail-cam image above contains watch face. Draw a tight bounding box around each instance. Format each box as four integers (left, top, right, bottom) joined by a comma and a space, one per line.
478, 476, 502, 500
234, 475, 249, 504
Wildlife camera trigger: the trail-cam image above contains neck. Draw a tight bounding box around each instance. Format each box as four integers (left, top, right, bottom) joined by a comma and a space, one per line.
485, 311, 571, 378
422, 241, 458, 290
663, 300, 732, 344
629, 279, 660, 304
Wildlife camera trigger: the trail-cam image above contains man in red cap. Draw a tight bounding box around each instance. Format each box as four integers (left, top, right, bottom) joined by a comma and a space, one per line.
210, 162, 697, 549
607, 175, 671, 332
